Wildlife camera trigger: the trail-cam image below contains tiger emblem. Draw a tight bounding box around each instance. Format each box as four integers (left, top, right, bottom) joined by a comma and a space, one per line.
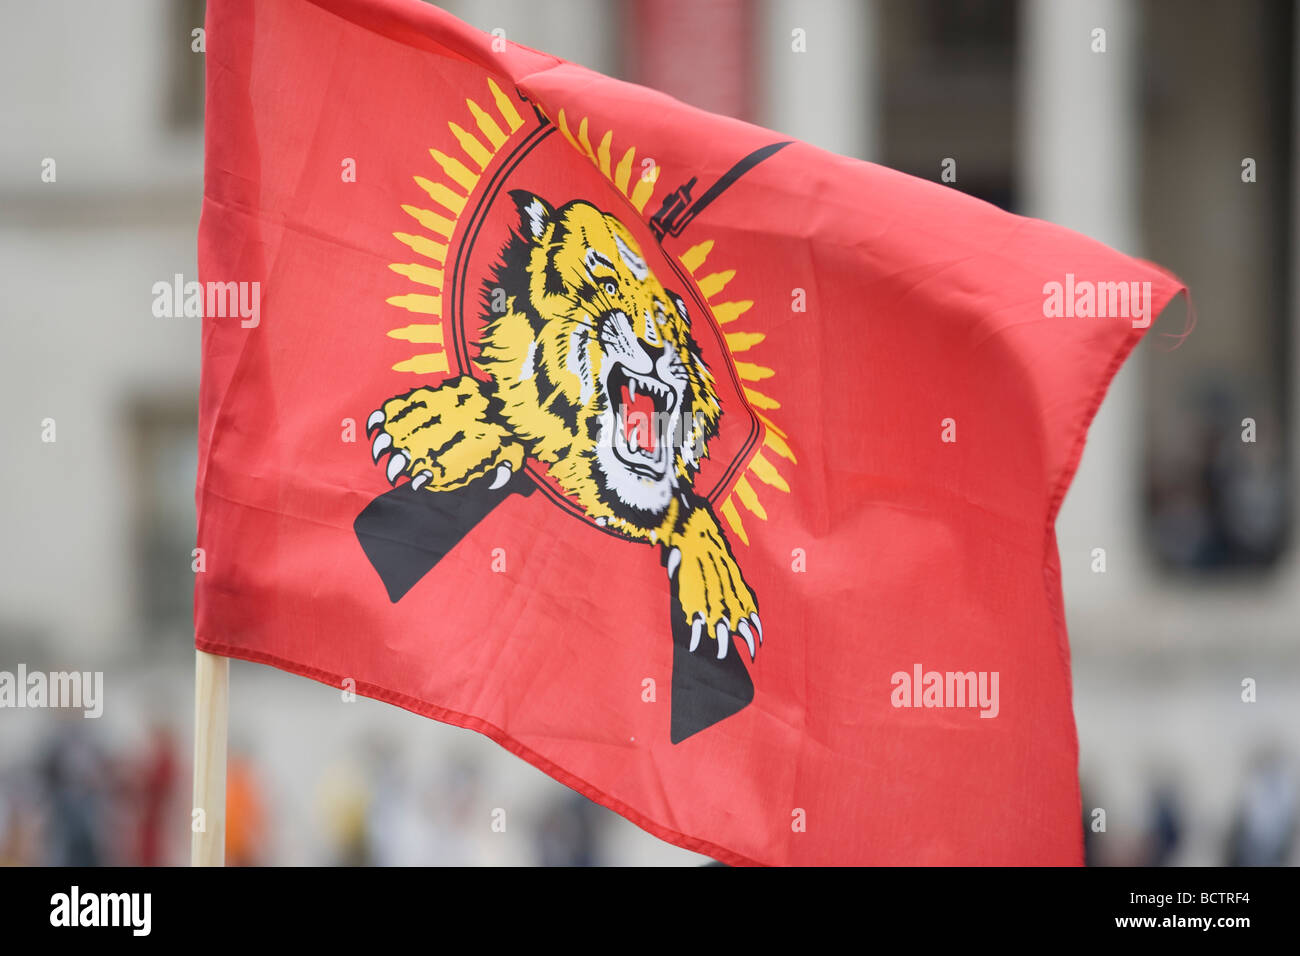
365, 191, 763, 662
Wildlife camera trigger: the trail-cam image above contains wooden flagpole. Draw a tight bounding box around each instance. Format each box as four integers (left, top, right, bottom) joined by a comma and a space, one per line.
191, 648, 229, 866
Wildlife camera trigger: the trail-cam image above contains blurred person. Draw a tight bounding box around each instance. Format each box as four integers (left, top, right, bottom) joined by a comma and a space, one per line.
36, 713, 109, 866
0, 774, 34, 866
316, 761, 373, 866
225, 750, 268, 866
132, 723, 180, 866
1140, 777, 1184, 867
364, 738, 441, 865
0, 771, 44, 867
1225, 747, 1298, 867
423, 758, 487, 866
1149, 382, 1286, 570
0, 788, 11, 865
535, 792, 602, 867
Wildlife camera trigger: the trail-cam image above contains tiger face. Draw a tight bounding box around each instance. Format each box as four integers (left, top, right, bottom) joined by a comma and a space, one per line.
478, 192, 722, 535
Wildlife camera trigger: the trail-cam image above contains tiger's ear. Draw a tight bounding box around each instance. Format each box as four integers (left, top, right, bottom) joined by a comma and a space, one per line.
510, 190, 554, 240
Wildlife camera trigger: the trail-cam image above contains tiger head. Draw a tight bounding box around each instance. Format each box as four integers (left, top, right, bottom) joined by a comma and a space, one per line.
478, 191, 722, 535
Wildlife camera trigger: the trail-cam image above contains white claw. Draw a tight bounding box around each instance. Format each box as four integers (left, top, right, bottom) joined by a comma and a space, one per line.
386, 451, 408, 484
372, 432, 392, 462
667, 547, 681, 580
751, 613, 763, 644
411, 470, 432, 492
715, 621, 729, 660
366, 410, 385, 434
738, 620, 756, 660
689, 615, 703, 652
488, 463, 512, 490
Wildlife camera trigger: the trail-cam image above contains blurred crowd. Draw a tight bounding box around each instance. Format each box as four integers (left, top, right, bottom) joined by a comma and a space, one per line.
1, 714, 1295, 866
0, 717, 610, 866
1080, 746, 1298, 867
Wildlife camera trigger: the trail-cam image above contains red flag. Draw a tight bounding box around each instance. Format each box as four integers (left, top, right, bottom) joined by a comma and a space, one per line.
196, 0, 1185, 865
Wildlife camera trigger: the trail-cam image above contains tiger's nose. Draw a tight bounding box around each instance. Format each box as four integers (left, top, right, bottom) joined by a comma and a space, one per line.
638, 339, 666, 364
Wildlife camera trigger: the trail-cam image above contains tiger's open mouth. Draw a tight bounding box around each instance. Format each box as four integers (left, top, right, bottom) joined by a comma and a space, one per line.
608, 364, 678, 480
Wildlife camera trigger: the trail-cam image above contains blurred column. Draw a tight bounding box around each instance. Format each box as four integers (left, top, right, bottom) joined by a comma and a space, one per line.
627, 0, 754, 121
1019, 0, 1145, 604
757, 0, 879, 160
1288, 9, 1300, 580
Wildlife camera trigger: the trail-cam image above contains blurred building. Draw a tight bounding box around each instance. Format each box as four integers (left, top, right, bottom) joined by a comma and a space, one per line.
0, 0, 1296, 865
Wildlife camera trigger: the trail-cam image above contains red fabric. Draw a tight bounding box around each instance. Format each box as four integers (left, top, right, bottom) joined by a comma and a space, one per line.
196, 0, 1185, 865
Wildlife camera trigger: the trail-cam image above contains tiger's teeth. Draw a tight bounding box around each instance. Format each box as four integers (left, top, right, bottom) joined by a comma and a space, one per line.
629, 378, 637, 399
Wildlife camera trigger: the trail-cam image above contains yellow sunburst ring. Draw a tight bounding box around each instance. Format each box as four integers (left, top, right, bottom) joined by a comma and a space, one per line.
385, 94, 795, 545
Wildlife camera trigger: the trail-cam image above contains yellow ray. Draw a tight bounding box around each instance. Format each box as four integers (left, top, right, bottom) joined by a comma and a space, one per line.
393, 352, 450, 375
720, 496, 749, 546
393, 232, 448, 263
596, 130, 612, 178
557, 109, 582, 155
487, 78, 523, 132
614, 146, 635, 194
733, 475, 768, 521
755, 409, 787, 438
764, 428, 797, 464
429, 149, 479, 193
387, 323, 444, 344
400, 204, 455, 238
696, 270, 734, 299
748, 451, 790, 493
629, 164, 657, 212
413, 176, 466, 216
388, 262, 444, 289
725, 331, 765, 353
468, 98, 507, 149
447, 122, 492, 170
386, 293, 442, 315
735, 361, 774, 382
712, 300, 753, 324
680, 240, 713, 274
577, 116, 597, 165
743, 387, 780, 410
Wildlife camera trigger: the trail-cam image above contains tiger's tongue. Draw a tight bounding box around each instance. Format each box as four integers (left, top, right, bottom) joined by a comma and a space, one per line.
620, 383, 657, 454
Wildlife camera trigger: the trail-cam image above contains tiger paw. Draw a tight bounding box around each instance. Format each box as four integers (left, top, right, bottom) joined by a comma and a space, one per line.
666, 508, 762, 661
366, 380, 524, 492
